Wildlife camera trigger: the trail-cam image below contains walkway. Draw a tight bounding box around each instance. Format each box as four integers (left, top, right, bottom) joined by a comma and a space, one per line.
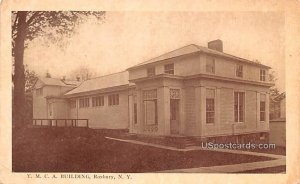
105, 136, 286, 173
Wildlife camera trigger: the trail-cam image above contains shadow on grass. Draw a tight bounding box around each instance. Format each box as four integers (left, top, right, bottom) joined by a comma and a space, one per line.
13, 128, 275, 173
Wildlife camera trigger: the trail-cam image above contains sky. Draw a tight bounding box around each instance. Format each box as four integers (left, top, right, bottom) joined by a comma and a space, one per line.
24, 11, 285, 91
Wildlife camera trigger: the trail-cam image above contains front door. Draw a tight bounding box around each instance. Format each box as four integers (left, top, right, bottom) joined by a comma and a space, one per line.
170, 99, 180, 134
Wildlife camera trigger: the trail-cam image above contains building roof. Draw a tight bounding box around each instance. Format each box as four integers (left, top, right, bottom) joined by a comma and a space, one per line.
64, 71, 129, 96
128, 44, 271, 70
38, 77, 67, 86
62, 79, 81, 86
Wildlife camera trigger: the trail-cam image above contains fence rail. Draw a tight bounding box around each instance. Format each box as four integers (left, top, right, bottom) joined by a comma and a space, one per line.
32, 119, 89, 128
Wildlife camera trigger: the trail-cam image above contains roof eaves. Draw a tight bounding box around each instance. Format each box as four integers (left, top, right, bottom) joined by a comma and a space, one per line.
64, 84, 130, 98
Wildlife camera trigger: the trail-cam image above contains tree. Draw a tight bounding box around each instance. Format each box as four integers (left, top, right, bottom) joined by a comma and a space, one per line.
24, 65, 38, 93
12, 11, 105, 128
268, 70, 280, 98
69, 64, 97, 81
45, 70, 52, 78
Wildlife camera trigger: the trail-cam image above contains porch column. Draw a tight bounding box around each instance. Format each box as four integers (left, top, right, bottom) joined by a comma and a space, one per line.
128, 95, 134, 133
256, 92, 260, 129
159, 86, 170, 135
265, 93, 270, 131
179, 88, 185, 134
136, 89, 143, 134
216, 87, 221, 130
195, 86, 202, 136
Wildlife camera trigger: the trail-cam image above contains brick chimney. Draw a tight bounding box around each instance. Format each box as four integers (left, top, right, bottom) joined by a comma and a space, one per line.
208, 39, 223, 52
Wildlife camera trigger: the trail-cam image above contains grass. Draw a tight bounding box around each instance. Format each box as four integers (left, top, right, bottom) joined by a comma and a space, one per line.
13, 128, 276, 173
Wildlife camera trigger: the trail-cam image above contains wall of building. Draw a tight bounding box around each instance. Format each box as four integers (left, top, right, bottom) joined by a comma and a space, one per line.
33, 80, 75, 120
182, 78, 270, 137
129, 52, 269, 85
200, 53, 268, 82
68, 90, 129, 129
129, 53, 201, 80
280, 98, 286, 118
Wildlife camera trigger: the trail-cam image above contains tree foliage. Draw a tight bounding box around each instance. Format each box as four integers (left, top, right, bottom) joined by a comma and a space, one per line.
268, 70, 280, 97
69, 65, 96, 81
12, 11, 105, 128
24, 65, 38, 93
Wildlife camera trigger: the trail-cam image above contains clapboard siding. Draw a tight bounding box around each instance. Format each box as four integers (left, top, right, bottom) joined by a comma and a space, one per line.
220, 88, 234, 124
246, 90, 257, 129
185, 87, 197, 135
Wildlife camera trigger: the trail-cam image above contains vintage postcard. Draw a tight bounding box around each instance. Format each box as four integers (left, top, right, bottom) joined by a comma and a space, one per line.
0, 0, 300, 184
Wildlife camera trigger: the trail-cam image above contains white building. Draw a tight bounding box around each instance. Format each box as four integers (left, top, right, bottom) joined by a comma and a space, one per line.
33, 40, 273, 143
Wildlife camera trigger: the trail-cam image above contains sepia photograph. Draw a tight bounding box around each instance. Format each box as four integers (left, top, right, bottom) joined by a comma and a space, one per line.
10, 10, 288, 174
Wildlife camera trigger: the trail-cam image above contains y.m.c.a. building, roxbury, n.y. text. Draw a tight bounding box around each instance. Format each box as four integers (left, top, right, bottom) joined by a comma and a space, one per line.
32, 40, 273, 143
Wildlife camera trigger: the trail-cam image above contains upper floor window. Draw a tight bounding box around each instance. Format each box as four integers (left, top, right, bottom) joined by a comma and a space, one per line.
260, 94, 266, 121
108, 94, 119, 106
260, 69, 266, 81
79, 98, 89, 108
206, 89, 215, 124
234, 92, 245, 122
147, 67, 155, 77
70, 100, 76, 109
92, 96, 104, 107
164, 63, 174, 75
206, 57, 215, 73
36, 88, 43, 96
236, 64, 243, 78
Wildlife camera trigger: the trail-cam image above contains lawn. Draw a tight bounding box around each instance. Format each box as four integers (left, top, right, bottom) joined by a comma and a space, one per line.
13, 128, 275, 173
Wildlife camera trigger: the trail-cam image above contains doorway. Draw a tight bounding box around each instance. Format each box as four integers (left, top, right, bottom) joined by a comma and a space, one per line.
170, 99, 180, 134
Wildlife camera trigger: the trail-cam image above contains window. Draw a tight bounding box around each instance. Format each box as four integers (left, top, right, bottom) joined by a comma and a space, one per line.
108, 94, 119, 106
134, 103, 137, 124
79, 98, 89, 108
260, 94, 266, 121
92, 96, 104, 107
234, 92, 245, 122
49, 103, 52, 116
260, 69, 266, 81
164, 63, 174, 74
36, 88, 43, 96
70, 100, 76, 109
143, 89, 158, 125
147, 67, 155, 77
236, 64, 243, 77
206, 89, 215, 124
134, 95, 137, 124
206, 57, 215, 73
